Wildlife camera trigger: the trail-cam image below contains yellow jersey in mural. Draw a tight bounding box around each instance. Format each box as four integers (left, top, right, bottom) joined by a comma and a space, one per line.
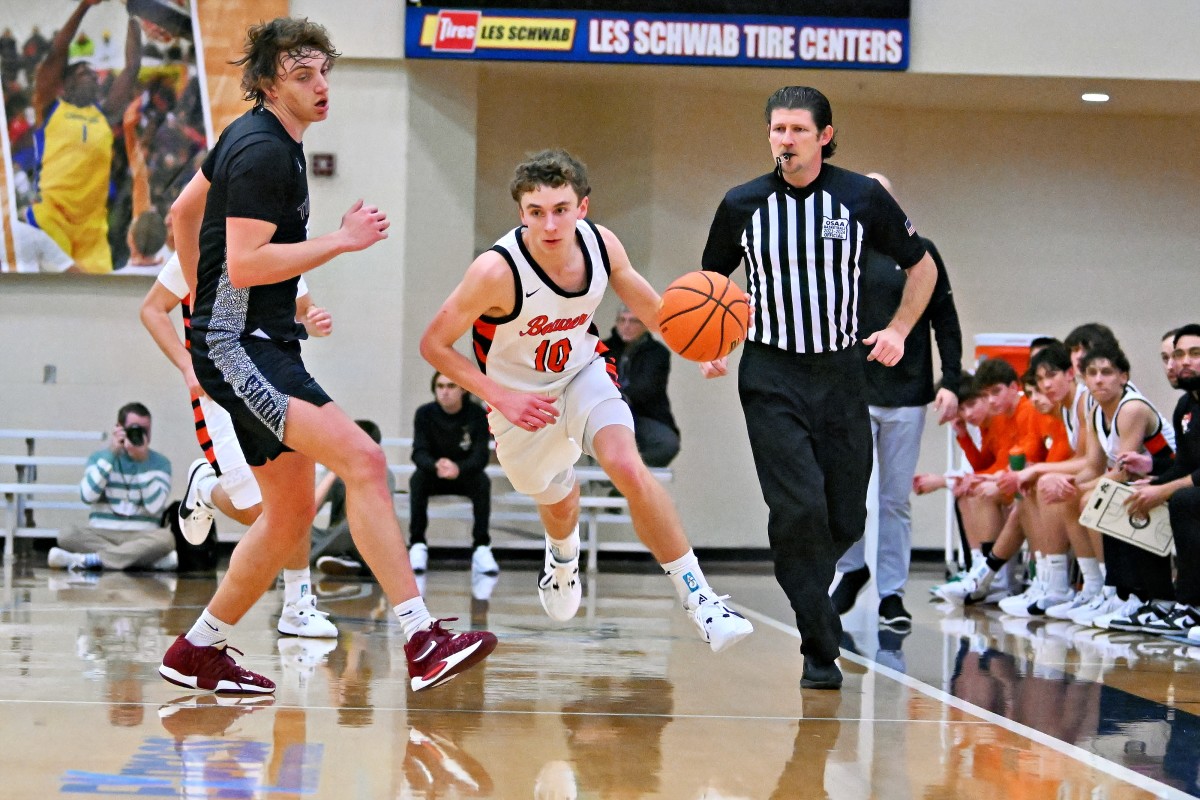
29, 99, 114, 273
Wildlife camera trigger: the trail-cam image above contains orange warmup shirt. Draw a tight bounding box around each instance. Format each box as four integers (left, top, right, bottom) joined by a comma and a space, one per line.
957, 394, 1048, 473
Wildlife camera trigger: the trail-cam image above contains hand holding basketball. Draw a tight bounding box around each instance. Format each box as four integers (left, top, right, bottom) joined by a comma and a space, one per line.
656, 271, 750, 363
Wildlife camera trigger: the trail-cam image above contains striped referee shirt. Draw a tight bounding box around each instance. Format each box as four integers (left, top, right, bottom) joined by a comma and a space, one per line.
702, 164, 926, 354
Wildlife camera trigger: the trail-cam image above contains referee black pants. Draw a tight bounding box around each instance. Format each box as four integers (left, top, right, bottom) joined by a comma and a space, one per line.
739, 343, 873, 665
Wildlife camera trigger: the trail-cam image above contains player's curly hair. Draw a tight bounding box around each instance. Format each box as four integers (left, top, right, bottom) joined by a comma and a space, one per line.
510, 149, 591, 204
233, 17, 340, 108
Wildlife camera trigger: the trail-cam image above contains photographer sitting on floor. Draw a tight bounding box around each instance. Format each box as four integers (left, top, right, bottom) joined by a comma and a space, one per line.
49, 402, 176, 572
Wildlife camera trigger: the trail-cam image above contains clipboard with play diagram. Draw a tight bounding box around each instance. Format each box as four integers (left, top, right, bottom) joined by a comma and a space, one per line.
1078, 478, 1174, 556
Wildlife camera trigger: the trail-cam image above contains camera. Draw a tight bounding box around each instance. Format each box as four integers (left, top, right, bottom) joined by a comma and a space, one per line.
124, 424, 147, 447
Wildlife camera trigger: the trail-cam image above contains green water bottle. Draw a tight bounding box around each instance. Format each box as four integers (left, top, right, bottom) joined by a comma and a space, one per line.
1008, 447, 1026, 498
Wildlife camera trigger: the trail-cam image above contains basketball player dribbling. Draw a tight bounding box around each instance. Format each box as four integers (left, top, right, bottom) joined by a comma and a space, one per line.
158, 17, 494, 695
421, 148, 753, 652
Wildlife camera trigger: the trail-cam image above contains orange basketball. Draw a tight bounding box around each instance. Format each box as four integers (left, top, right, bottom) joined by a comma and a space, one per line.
657, 271, 750, 362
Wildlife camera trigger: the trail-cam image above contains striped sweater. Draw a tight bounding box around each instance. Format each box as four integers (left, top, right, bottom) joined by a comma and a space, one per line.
79, 449, 172, 530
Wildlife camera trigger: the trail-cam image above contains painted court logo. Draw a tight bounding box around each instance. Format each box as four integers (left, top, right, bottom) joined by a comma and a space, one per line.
433, 10, 480, 52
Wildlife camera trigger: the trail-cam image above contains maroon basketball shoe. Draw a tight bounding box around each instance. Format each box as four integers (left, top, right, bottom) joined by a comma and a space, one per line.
405, 619, 497, 692
159, 635, 276, 694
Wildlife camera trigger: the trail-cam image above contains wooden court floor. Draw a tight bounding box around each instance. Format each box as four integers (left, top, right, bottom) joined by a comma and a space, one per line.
1, 557, 1198, 799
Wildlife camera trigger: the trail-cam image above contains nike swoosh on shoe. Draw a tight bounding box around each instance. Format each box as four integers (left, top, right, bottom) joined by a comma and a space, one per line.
410, 639, 485, 692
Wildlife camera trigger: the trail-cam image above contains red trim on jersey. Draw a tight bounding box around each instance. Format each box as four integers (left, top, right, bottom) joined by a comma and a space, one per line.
594, 338, 620, 389
473, 319, 497, 372
1145, 429, 1171, 456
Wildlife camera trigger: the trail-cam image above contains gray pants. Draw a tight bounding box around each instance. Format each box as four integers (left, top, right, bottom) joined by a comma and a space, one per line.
59, 525, 175, 571
310, 522, 357, 564
837, 405, 926, 598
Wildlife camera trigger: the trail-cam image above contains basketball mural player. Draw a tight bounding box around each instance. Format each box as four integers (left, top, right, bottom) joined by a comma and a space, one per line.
421, 148, 754, 652
700, 86, 936, 689
159, 16, 494, 695
29, 0, 142, 273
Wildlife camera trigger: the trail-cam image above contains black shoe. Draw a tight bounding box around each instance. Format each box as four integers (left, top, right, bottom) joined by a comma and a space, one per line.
878, 627, 910, 653
830, 566, 871, 615
878, 594, 912, 630
800, 658, 843, 690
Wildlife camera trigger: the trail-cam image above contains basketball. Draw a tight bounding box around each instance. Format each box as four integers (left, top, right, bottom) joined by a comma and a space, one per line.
656, 271, 750, 362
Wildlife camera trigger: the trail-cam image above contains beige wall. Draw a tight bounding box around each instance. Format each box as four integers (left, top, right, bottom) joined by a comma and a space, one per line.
469, 65, 1199, 548
3, 0, 1198, 551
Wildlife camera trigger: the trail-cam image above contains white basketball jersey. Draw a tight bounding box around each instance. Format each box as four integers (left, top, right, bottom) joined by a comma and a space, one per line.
474, 219, 611, 394
1092, 385, 1175, 468
1062, 382, 1089, 451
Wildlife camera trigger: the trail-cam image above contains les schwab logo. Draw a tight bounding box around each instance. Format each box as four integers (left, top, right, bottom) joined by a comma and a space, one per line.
432, 10, 480, 53
427, 10, 576, 53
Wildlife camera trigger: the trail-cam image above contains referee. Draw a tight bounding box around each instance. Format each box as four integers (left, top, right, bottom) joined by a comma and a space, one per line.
700, 86, 936, 690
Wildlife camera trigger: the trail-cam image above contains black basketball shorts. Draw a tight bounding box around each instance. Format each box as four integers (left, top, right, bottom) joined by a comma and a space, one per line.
193, 335, 332, 466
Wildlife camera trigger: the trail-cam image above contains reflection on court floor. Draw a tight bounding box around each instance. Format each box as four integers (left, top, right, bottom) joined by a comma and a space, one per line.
0, 563, 1196, 798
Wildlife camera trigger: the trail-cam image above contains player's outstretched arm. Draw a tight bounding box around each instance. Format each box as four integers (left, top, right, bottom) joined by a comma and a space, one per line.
420, 252, 559, 432
33, 0, 98, 124
224, 200, 388, 289
104, 17, 142, 124
599, 225, 662, 334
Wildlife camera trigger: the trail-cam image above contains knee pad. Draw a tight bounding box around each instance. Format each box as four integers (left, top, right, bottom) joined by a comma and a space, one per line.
583, 397, 634, 455
531, 467, 576, 505
218, 463, 262, 510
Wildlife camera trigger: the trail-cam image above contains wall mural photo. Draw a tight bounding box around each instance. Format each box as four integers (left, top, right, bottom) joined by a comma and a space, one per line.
1, 0, 208, 275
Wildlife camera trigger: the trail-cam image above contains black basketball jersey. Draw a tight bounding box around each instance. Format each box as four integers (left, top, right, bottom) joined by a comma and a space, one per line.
191, 108, 309, 343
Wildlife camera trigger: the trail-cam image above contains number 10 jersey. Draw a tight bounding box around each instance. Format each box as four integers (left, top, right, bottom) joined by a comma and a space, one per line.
473, 218, 611, 395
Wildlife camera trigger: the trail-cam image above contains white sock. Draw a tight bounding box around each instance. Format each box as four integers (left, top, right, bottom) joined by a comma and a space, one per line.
1099, 561, 1107, 580
283, 568, 311, 605
547, 528, 580, 563
185, 608, 230, 649
394, 597, 433, 642
1045, 553, 1071, 594
969, 548, 984, 569
1078, 557, 1103, 594
198, 473, 218, 507
662, 549, 707, 603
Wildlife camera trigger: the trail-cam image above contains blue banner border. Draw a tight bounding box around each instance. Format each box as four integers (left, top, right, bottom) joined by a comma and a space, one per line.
405, 7, 909, 71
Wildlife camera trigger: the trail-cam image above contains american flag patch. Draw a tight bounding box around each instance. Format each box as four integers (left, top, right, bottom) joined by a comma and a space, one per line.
904, 218, 916, 236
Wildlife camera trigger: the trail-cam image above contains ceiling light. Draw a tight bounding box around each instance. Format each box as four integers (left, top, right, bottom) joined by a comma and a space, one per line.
1081, 92, 1110, 103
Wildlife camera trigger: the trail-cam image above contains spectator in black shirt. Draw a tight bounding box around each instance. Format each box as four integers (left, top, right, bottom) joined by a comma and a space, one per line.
603, 306, 681, 467
409, 372, 495, 577
831, 173, 962, 628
